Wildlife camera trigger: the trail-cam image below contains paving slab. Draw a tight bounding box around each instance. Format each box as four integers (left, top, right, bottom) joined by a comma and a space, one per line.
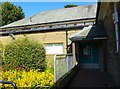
65, 69, 115, 88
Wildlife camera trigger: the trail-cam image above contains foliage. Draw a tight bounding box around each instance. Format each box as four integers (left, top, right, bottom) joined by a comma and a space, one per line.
2, 70, 54, 88
3, 38, 46, 71
0, 41, 3, 53
0, 41, 4, 65
1, 2, 25, 26
0, 3, 2, 26
64, 4, 78, 8
46, 55, 54, 74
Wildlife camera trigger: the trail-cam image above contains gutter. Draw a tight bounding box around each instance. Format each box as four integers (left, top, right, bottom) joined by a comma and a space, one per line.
0, 18, 95, 29
1, 25, 86, 36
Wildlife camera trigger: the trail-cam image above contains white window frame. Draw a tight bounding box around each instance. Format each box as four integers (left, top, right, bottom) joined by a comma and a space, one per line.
45, 43, 64, 54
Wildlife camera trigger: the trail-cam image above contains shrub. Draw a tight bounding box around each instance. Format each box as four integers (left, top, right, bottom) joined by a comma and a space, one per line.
2, 70, 54, 88
0, 41, 3, 50
0, 41, 4, 66
3, 38, 46, 71
0, 41, 3, 57
46, 55, 54, 74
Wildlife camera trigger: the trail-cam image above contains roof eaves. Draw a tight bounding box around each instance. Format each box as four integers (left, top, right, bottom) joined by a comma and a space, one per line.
0, 18, 96, 29
1, 25, 88, 36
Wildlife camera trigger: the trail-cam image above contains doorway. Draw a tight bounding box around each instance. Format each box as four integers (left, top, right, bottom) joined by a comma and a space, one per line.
79, 43, 100, 69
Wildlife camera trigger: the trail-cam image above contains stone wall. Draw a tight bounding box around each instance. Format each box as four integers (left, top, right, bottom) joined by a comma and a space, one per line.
103, 2, 120, 86
117, 2, 120, 87
0, 29, 79, 54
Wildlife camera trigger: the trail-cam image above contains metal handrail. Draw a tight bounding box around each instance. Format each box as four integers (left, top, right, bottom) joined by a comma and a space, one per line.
0, 80, 17, 89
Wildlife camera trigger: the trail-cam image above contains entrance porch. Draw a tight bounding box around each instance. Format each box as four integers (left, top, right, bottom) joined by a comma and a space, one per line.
70, 24, 107, 71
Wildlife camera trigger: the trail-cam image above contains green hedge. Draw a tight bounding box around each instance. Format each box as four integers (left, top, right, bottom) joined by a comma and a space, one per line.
3, 38, 46, 71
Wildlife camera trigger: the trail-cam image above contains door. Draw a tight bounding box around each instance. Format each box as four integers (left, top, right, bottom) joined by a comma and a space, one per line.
80, 43, 99, 69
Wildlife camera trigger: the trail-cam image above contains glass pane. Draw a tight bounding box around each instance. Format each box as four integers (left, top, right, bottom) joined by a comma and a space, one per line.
54, 43, 63, 46
45, 43, 63, 54
82, 45, 91, 59
45, 44, 53, 47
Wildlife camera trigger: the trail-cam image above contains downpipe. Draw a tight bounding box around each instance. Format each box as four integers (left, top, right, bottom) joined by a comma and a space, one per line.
113, 3, 119, 54
113, 2, 119, 87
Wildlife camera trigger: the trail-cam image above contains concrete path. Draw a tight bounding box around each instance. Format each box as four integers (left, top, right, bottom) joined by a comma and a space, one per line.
66, 69, 115, 88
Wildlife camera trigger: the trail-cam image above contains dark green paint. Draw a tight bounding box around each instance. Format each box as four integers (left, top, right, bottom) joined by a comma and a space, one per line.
80, 43, 99, 64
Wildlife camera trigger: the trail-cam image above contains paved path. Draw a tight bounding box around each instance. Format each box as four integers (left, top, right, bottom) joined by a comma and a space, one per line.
66, 69, 115, 88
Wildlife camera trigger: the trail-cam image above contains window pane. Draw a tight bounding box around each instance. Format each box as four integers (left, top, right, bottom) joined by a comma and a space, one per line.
45, 44, 53, 47
54, 43, 62, 46
45, 43, 63, 54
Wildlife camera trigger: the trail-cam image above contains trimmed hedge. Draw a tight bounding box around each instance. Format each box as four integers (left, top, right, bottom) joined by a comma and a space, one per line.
3, 38, 46, 71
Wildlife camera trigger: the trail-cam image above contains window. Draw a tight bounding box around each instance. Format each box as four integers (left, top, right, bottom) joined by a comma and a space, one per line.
82, 45, 91, 58
45, 43, 63, 54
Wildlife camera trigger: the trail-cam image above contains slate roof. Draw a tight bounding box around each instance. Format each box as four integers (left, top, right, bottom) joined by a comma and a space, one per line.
1, 4, 97, 29
70, 24, 107, 41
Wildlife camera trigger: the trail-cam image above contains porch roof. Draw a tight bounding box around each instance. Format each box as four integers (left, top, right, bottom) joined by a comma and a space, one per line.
69, 24, 107, 41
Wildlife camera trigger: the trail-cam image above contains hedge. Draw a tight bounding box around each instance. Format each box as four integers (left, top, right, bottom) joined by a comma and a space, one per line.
3, 38, 46, 71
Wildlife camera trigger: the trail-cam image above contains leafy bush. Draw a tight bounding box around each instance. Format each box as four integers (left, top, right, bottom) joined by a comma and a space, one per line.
0, 41, 3, 57
0, 41, 3, 50
46, 55, 54, 74
3, 38, 46, 71
2, 70, 54, 88
0, 41, 4, 66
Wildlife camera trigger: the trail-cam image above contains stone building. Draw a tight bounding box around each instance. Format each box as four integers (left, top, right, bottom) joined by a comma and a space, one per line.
0, 4, 97, 57
0, 2, 120, 87
96, 1, 120, 86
